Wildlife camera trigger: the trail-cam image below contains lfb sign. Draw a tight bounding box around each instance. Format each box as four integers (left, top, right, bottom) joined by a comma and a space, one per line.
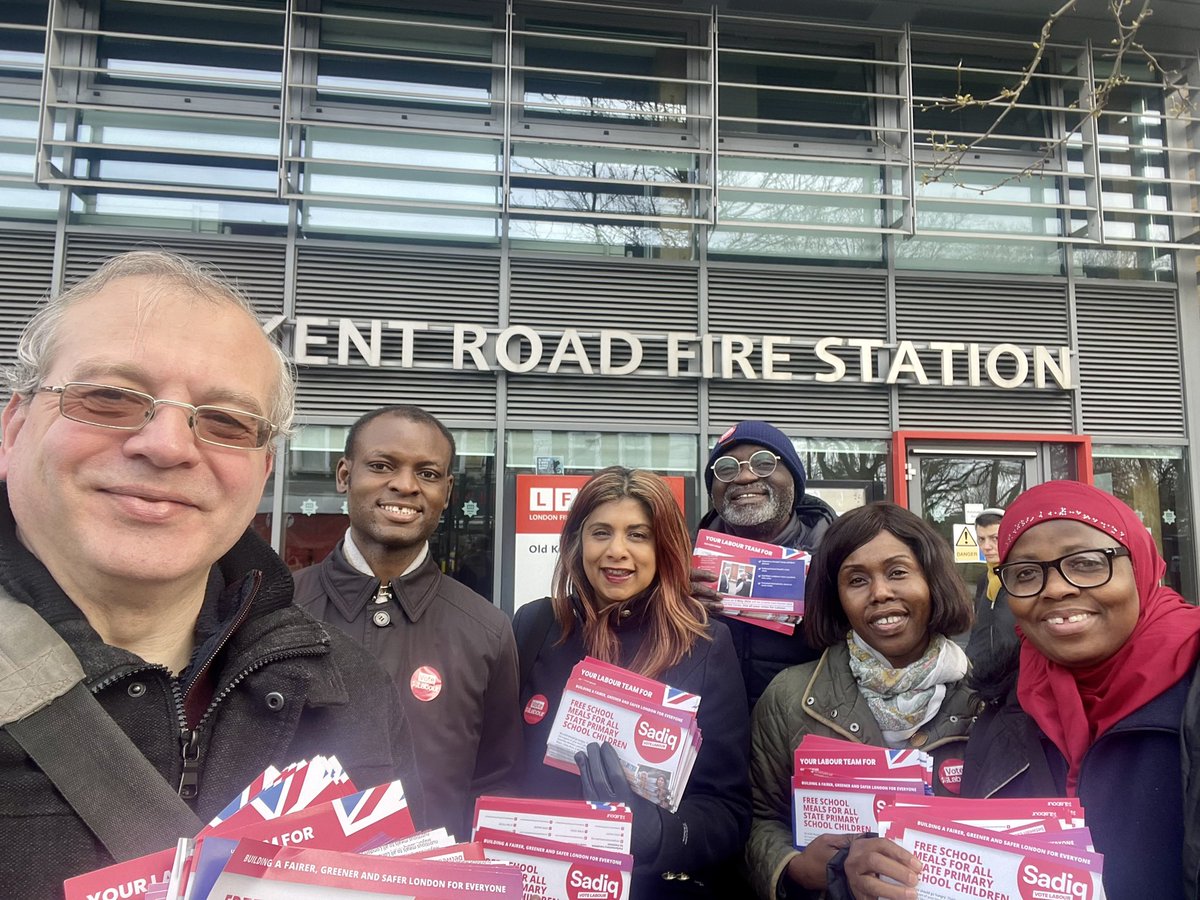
530, 486, 579, 513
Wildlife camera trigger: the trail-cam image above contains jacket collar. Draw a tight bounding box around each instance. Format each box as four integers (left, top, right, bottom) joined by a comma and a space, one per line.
697, 493, 837, 552
321, 541, 442, 625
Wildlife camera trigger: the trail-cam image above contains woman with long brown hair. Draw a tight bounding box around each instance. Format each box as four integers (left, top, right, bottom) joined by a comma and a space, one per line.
513, 466, 751, 897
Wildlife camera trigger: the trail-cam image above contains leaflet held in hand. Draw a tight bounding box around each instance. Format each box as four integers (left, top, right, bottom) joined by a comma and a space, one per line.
543, 657, 702, 812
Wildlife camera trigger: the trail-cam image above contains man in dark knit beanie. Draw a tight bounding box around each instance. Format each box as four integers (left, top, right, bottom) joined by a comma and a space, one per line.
694, 420, 837, 708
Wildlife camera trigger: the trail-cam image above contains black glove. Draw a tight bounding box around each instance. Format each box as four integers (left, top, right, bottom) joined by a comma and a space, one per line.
574, 742, 664, 861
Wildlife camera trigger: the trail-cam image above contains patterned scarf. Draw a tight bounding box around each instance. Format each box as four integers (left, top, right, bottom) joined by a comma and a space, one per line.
846, 632, 969, 746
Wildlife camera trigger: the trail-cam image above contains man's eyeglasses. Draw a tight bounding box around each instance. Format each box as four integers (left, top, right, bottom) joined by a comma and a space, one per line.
37, 382, 276, 450
710, 450, 780, 483
995, 546, 1131, 598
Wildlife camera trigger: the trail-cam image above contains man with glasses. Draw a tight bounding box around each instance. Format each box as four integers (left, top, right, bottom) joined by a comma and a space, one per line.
0, 251, 423, 897
694, 420, 837, 708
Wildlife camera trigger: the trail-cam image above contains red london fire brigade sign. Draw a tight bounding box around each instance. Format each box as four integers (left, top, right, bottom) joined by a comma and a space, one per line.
512, 474, 686, 612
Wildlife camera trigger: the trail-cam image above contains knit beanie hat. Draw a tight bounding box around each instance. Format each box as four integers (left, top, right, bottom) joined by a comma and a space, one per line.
705, 420, 807, 497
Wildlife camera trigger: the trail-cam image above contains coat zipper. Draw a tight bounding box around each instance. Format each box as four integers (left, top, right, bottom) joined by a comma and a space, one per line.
174, 645, 328, 802
86, 571, 331, 804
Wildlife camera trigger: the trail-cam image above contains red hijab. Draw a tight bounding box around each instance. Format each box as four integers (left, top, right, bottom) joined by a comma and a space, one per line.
999, 480, 1200, 795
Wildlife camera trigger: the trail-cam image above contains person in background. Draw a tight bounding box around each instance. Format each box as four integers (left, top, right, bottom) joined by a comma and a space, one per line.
692, 421, 838, 709
748, 502, 975, 900
294, 405, 521, 840
964, 507, 1015, 666
0, 251, 422, 896
963, 481, 1200, 900
513, 466, 751, 898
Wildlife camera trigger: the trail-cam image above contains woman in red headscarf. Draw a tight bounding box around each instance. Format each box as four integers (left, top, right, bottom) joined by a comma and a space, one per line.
961, 480, 1200, 900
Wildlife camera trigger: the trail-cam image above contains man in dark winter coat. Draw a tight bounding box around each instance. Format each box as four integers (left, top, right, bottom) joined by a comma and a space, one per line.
0, 251, 424, 898
964, 507, 1016, 664
294, 406, 521, 841
693, 420, 837, 708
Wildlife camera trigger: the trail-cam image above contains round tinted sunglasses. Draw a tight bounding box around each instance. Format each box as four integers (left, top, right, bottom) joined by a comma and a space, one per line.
710, 450, 780, 483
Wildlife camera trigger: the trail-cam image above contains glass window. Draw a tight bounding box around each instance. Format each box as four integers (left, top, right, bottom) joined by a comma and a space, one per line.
299, 201, 499, 244
68, 190, 287, 234
711, 156, 888, 262
506, 430, 697, 475
508, 142, 700, 226
309, 3, 498, 116
1067, 68, 1181, 268
911, 47, 1054, 155
507, 216, 694, 258
894, 233, 1064, 275
281, 425, 498, 601
1071, 244, 1175, 281
64, 110, 279, 194
0, 0, 46, 85
793, 438, 890, 502
719, 31, 879, 143
96, 0, 284, 97
519, 16, 692, 130
0, 102, 58, 221
1093, 444, 1195, 598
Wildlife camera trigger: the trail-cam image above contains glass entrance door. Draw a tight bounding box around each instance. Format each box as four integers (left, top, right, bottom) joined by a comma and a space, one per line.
906, 444, 1043, 604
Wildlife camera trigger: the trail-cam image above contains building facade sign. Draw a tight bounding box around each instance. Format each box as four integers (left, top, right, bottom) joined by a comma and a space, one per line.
280, 317, 1075, 391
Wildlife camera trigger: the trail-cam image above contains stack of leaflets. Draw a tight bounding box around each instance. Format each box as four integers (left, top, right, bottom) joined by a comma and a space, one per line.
692, 528, 809, 635
792, 735, 932, 847
472, 796, 635, 900
63, 758, 511, 900
792, 736, 1105, 900
543, 657, 702, 813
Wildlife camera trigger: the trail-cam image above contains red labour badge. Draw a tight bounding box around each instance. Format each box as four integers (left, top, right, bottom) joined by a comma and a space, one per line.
523, 694, 549, 725
937, 757, 964, 794
409, 665, 443, 702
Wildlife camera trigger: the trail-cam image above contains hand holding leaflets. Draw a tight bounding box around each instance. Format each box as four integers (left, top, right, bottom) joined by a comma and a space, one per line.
692, 529, 808, 635
791, 736, 1106, 900
544, 656, 703, 813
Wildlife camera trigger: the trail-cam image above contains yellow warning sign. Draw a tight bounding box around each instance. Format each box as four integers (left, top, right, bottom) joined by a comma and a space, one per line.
952, 524, 982, 563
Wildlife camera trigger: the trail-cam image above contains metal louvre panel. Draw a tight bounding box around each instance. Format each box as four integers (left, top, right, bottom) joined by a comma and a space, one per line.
707, 266, 891, 431
708, 381, 888, 433
509, 258, 699, 331
1076, 286, 1183, 436
62, 233, 286, 317
294, 246, 501, 420
895, 278, 1073, 432
292, 367, 497, 422
0, 228, 56, 372
506, 374, 699, 426
506, 258, 699, 421
296, 247, 502, 325
897, 386, 1072, 431
508, 257, 698, 370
